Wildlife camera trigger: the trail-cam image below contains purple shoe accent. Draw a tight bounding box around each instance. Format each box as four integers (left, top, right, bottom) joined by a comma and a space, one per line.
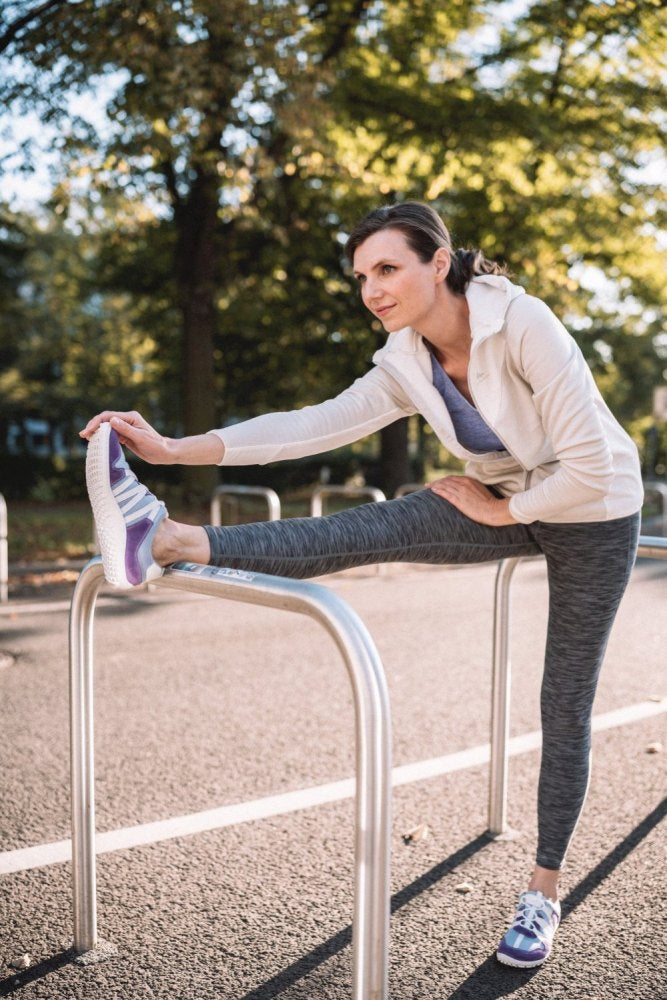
108, 428, 126, 486
125, 517, 156, 586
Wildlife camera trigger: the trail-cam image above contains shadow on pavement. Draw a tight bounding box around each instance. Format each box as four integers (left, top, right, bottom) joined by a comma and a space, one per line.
0, 948, 76, 996
240, 833, 491, 1000
4, 802, 662, 998
447, 796, 667, 1000
243, 798, 666, 999
560, 795, 666, 920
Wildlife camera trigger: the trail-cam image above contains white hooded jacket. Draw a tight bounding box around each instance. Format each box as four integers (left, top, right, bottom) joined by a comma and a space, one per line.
212, 275, 643, 524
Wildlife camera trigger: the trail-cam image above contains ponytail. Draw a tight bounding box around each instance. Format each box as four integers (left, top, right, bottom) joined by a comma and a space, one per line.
447, 248, 510, 294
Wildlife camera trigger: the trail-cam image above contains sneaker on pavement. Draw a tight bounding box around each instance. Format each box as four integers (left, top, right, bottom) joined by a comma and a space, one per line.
496, 889, 561, 968
86, 422, 168, 588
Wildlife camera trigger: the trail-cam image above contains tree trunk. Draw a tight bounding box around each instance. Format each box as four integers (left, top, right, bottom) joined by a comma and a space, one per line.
175, 169, 219, 505
379, 418, 410, 498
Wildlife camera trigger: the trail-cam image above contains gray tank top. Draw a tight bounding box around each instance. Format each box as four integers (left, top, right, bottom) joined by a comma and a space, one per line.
428, 346, 505, 454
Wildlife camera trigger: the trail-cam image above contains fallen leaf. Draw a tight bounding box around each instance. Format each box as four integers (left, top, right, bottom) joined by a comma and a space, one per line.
402, 823, 430, 845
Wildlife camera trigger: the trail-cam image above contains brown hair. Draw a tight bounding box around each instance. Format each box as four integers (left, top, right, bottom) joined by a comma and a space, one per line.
345, 202, 509, 294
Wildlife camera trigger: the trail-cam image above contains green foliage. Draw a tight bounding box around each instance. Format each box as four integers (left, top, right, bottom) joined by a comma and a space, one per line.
0, 0, 664, 493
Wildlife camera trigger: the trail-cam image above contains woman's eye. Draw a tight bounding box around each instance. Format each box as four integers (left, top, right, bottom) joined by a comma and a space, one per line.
381, 265, 395, 274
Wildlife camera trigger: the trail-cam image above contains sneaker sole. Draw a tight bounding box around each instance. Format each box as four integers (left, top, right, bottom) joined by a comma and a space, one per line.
86, 422, 136, 589
496, 950, 548, 968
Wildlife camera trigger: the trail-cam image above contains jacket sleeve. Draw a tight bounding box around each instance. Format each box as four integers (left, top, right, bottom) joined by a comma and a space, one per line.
210, 366, 416, 466
505, 295, 616, 524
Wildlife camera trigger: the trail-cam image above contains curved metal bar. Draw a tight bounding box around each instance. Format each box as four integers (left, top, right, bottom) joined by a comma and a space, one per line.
0, 493, 7, 603
637, 535, 667, 559
642, 482, 667, 535
69, 558, 391, 1000
210, 485, 281, 527
69, 557, 106, 951
310, 485, 386, 517
393, 483, 424, 499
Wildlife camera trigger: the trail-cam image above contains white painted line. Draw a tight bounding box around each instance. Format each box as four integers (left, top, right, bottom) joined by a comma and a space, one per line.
1, 698, 664, 876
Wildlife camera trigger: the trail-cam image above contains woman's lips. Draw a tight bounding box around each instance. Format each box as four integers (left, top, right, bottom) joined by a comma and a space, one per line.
375, 305, 394, 317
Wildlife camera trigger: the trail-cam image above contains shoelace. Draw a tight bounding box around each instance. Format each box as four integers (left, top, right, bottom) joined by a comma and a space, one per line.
514, 899, 554, 937
113, 470, 163, 524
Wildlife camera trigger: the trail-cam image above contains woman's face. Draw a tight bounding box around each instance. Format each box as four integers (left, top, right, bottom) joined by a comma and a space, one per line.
352, 227, 448, 333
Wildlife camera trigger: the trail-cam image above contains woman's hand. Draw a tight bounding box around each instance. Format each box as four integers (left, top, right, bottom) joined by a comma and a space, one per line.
80, 411, 173, 464
427, 475, 517, 526
80, 410, 225, 465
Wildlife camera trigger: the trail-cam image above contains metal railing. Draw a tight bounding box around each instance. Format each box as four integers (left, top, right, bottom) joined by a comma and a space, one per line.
310, 485, 386, 517
69, 557, 391, 999
0, 493, 7, 603
642, 481, 667, 535
393, 483, 424, 499
487, 534, 667, 835
210, 485, 281, 527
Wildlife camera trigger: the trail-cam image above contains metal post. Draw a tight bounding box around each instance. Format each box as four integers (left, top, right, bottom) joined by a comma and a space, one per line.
210, 485, 281, 527
70, 557, 391, 1000
0, 493, 8, 603
69, 558, 106, 952
488, 557, 522, 836
310, 485, 386, 517
488, 535, 667, 838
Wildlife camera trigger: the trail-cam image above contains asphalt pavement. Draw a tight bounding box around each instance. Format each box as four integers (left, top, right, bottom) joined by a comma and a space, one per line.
1, 555, 665, 999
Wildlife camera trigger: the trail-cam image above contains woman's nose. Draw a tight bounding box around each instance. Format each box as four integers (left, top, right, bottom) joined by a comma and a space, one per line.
363, 277, 379, 304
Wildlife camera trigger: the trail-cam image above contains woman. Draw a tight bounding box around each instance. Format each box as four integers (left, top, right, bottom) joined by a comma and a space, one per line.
81, 202, 643, 969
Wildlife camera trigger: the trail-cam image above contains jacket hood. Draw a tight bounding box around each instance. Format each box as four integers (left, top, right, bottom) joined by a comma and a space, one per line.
372, 274, 526, 361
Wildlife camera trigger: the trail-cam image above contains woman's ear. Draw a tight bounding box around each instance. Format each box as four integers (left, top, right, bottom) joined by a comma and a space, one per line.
433, 247, 451, 283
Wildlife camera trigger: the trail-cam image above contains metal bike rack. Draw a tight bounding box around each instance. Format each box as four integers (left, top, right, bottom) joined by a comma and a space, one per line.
310, 485, 386, 517
69, 557, 391, 999
642, 481, 667, 534
487, 534, 667, 836
210, 485, 281, 527
393, 483, 424, 499
0, 493, 7, 603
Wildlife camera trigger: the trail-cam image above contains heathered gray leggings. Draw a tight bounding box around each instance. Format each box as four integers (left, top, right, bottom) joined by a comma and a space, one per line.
204, 489, 640, 869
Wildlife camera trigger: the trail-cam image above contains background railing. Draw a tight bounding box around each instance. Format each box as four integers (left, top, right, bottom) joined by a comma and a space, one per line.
210, 485, 281, 527
310, 484, 386, 517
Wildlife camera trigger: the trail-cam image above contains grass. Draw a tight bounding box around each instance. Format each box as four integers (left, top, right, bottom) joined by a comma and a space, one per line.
4, 491, 372, 565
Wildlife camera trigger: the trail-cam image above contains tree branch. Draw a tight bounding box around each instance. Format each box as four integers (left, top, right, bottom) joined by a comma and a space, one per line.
320, 0, 371, 63
0, 0, 66, 55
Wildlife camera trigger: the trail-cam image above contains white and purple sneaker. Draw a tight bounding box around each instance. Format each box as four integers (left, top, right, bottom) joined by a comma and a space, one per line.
86, 422, 168, 588
496, 889, 560, 968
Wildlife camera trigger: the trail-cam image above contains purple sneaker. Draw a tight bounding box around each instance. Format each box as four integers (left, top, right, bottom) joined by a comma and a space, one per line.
86, 422, 168, 588
496, 889, 560, 968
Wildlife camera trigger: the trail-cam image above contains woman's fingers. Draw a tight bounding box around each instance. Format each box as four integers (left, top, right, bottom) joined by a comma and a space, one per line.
79, 410, 149, 440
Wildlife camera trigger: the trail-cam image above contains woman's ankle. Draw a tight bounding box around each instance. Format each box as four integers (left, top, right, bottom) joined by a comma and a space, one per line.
528, 864, 560, 902
152, 519, 211, 566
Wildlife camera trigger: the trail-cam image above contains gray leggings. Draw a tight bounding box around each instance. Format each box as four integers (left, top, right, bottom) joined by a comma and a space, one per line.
204, 489, 640, 869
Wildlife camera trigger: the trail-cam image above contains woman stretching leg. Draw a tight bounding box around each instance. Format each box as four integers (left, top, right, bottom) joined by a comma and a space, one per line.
82, 202, 643, 970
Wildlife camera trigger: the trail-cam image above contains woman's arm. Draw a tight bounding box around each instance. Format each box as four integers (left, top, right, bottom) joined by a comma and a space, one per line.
209, 367, 414, 466
80, 367, 413, 468
80, 411, 226, 465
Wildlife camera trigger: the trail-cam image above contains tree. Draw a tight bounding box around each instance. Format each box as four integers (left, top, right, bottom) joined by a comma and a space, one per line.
1, 0, 664, 500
